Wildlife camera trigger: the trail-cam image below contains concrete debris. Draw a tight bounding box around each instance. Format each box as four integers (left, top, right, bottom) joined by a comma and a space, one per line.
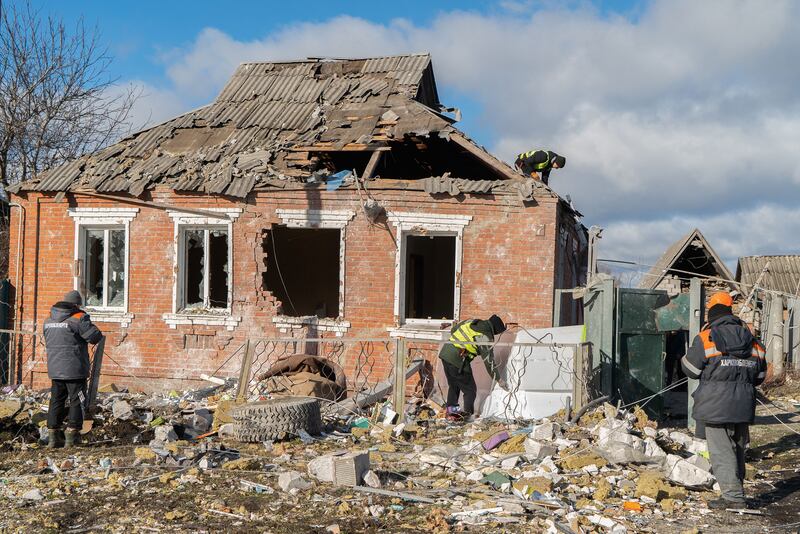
111, 400, 134, 420
21, 488, 44, 501
0, 380, 789, 532
524, 438, 557, 460
663, 454, 715, 488
332, 451, 370, 487
307, 454, 336, 483
278, 471, 312, 492
363, 470, 381, 488
530, 421, 558, 441
669, 431, 708, 455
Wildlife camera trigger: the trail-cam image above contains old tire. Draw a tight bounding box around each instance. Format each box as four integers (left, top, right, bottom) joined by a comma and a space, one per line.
231, 397, 321, 442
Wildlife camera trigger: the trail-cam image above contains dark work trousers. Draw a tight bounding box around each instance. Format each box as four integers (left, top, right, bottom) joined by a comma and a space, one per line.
706, 422, 749, 502
442, 360, 477, 415
47, 379, 87, 430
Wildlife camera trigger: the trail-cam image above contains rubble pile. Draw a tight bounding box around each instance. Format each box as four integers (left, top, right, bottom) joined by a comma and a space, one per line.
0, 379, 793, 532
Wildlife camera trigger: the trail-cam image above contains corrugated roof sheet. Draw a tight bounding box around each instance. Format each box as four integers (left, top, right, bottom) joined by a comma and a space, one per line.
736, 256, 800, 294
10, 53, 556, 201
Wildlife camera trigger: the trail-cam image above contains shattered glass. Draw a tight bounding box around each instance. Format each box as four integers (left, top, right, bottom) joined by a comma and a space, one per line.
184, 229, 205, 308
208, 230, 229, 308
107, 230, 125, 307
84, 229, 104, 307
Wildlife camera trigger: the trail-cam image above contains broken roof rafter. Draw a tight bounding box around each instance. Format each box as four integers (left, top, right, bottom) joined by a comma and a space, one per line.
639, 228, 735, 290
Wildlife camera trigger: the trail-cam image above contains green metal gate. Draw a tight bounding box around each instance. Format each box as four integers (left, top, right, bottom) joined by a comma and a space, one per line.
615, 288, 669, 417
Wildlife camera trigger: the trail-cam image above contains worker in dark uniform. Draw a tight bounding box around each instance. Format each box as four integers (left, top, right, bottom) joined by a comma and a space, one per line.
514, 149, 566, 185
681, 292, 767, 509
438, 315, 507, 420
43, 290, 103, 448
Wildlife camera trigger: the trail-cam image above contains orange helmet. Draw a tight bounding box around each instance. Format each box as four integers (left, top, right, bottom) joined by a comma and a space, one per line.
707, 291, 733, 309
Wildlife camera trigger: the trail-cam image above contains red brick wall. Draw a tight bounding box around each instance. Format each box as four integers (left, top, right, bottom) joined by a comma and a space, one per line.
8, 187, 565, 391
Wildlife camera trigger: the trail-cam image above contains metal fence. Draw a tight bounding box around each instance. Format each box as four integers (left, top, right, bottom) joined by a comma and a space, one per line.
2, 328, 591, 422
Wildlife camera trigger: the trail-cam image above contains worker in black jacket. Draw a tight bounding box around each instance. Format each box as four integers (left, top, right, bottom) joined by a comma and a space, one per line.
43, 290, 103, 448
514, 149, 566, 185
681, 292, 767, 509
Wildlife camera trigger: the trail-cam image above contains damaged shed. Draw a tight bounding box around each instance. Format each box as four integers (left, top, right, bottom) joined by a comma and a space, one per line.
6, 54, 586, 390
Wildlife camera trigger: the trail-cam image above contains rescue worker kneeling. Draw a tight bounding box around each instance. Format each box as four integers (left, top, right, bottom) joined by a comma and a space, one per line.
438, 315, 507, 420
44, 290, 103, 448
681, 292, 766, 509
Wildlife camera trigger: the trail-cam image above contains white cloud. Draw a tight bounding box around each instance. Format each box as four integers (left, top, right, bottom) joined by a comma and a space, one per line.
123, 0, 800, 265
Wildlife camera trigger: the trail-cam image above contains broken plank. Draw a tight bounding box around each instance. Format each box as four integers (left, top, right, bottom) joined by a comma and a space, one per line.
448, 133, 519, 181
362, 150, 383, 180
291, 144, 391, 152
352, 486, 436, 504
72, 191, 232, 220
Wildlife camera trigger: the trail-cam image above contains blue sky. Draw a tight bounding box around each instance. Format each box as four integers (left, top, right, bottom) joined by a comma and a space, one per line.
33, 0, 644, 147
22, 0, 800, 270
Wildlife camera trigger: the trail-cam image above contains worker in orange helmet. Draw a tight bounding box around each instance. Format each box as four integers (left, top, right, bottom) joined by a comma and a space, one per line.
681, 291, 767, 509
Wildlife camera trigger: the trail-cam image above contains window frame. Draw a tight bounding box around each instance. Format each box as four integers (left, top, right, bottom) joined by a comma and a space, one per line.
163, 208, 242, 331
387, 212, 472, 328
177, 224, 230, 312
270, 209, 355, 336
68, 208, 138, 326
78, 225, 127, 310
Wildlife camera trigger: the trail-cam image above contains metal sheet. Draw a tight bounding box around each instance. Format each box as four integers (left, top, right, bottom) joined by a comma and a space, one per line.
480, 326, 584, 420
615, 288, 668, 417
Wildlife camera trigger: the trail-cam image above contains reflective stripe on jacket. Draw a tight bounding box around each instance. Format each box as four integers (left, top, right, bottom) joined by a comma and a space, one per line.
449, 320, 482, 359
516, 149, 551, 171
681, 314, 767, 424
44, 302, 103, 380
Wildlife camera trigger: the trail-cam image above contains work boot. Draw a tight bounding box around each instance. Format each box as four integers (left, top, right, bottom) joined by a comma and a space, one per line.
707, 497, 747, 510
46, 429, 63, 449
64, 428, 80, 448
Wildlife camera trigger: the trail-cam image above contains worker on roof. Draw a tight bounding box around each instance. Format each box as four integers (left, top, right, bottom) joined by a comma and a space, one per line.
439, 315, 507, 421
514, 149, 566, 185
681, 291, 767, 510
43, 290, 103, 448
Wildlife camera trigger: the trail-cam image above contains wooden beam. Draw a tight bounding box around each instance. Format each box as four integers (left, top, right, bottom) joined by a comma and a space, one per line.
448, 133, 519, 181
290, 144, 391, 152
71, 191, 232, 220
362, 150, 383, 180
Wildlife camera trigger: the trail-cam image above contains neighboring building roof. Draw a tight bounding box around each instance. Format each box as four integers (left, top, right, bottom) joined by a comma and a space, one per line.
736, 255, 800, 294
639, 228, 735, 290
9, 54, 556, 201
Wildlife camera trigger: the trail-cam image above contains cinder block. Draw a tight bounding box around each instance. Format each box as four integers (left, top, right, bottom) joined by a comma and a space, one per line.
332, 451, 370, 487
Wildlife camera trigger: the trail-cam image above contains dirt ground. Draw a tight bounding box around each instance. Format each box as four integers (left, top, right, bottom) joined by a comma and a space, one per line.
1, 386, 799, 533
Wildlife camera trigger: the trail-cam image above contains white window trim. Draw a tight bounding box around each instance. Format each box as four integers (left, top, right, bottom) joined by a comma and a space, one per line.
272, 209, 355, 334
388, 212, 472, 327
388, 325, 451, 341
272, 316, 352, 336
68, 208, 138, 327
163, 208, 242, 330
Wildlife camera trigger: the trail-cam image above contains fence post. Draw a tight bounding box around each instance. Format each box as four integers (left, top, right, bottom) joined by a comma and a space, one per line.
687, 278, 704, 433
770, 295, 785, 378
392, 337, 407, 422
236, 339, 255, 401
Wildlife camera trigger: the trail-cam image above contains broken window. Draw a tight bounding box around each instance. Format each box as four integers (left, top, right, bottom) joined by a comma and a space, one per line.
180, 227, 229, 310
403, 234, 456, 320
80, 227, 126, 309
263, 227, 341, 318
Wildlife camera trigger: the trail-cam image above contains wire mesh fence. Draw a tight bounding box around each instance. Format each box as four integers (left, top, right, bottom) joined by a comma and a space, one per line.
1, 324, 592, 424
0, 329, 104, 391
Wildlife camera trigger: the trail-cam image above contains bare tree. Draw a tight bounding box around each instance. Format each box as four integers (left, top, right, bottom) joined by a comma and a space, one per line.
0, 1, 138, 188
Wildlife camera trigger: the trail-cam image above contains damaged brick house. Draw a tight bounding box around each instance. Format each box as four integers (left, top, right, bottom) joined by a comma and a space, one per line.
7, 54, 587, 389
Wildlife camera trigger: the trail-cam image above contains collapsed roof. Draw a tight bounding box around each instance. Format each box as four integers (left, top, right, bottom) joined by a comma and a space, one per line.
639, 228, 735, 290
10, 54, 555, 201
